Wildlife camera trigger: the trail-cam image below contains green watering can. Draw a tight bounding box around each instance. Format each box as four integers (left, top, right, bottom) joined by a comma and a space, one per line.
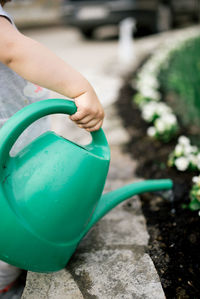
0, 99, 173, 273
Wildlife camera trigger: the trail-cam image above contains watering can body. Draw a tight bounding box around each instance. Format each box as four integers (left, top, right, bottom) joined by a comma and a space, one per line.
0, 99, 173, 272
0, 99, 110, 272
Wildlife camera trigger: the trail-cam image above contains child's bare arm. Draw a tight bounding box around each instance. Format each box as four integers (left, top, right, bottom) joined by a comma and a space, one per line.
0, 17, 104, 131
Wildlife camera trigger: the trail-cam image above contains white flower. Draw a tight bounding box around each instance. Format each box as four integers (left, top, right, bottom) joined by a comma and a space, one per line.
142, 109, 154, 122
188, 154, 197, 165
191, 146, 198, 154
174, 157, 189, 171
161, 114, 177, 125
147, 126, 156, 137
141, 102, 157, 121
140, 88, 161, 101
174, 144, 184, 156
155, 118, 166, 133
141, 102, 175, 124
197, 153, 200, 162
140, 75, 159, 90
156, 103, 172, 115
192, 175, 200, 184
183, 145, 198, 155
183, 145, 193, 155
178, 136, 190, 146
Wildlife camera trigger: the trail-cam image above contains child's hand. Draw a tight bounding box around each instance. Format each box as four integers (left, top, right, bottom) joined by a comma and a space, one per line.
69, 89, 104, 132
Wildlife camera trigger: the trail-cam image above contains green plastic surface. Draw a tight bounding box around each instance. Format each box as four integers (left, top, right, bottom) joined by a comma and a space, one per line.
0, 99, 173, 272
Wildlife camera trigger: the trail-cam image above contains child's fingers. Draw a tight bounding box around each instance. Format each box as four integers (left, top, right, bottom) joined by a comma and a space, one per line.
69, 110, 89, 121
75, 119, 102, 131
75, 115, 93, 125
86, 120, 103, 132
83, 119, 103, 130
80, 119, 98, 128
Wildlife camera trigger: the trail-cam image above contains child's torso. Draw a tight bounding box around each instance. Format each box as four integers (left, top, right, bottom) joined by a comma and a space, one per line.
0, 62, 50, 156
0, 62, 49, 126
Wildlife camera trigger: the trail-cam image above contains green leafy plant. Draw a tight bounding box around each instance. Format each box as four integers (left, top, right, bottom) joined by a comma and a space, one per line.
189, 176, 200, 211
159, 36, 200, 127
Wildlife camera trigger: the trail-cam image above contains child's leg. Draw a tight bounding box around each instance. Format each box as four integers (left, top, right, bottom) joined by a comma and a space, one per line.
0, 261, 21, 291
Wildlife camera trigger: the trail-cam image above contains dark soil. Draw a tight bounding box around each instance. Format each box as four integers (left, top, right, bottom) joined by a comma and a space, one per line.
116, 79, 200, 299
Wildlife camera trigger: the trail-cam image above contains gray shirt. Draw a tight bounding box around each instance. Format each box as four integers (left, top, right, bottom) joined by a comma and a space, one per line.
0, 4, 50, 155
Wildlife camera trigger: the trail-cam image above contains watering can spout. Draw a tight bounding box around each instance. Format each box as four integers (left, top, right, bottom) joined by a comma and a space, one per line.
85, 179, 173, 233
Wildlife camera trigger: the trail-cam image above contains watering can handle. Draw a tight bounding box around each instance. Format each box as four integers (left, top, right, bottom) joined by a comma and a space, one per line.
0, 99, 109, 171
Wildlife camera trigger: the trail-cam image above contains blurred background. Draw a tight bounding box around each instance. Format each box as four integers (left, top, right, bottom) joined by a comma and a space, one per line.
6, 0, 200, 38
6, 0, 61, 28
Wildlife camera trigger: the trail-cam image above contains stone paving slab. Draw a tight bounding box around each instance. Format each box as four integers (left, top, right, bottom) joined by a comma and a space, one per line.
69, 250, 164, 299
22, 270, 83, 299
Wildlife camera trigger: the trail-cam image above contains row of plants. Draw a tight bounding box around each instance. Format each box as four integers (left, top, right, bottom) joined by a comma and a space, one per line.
132, 28, 200, 212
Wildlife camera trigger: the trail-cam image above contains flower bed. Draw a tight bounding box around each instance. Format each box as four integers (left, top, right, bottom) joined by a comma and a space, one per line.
117, 81, 200, 299
116, 29, 200, 298
132, 30, 200, 212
